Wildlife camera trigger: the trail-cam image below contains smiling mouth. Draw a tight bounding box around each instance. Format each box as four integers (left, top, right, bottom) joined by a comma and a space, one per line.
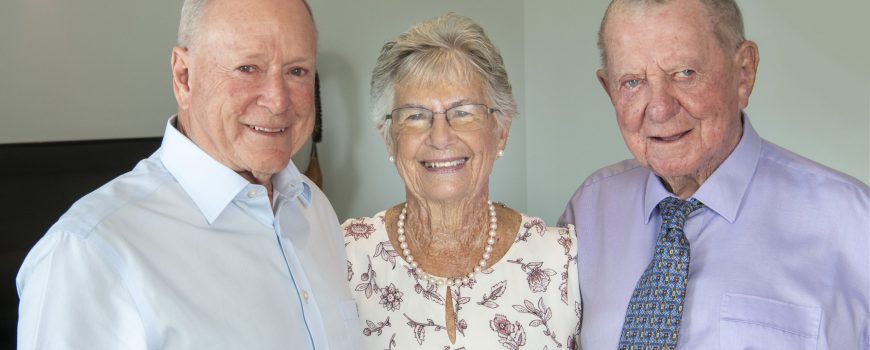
421, 158, 468, 169
652, 130, 691, 142
247, 125, 286, 133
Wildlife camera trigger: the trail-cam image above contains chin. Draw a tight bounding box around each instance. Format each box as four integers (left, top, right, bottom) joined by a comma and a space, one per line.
250, 158, 291, 175
647, 159, 700, 179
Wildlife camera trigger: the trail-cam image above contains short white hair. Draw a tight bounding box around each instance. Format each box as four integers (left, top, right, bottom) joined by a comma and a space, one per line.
177, 0, 208, 47
176, 0, 315, 48
598, 0, 746, 68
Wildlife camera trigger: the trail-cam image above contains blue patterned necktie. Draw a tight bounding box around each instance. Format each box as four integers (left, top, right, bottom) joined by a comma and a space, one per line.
618, 197, 704, 350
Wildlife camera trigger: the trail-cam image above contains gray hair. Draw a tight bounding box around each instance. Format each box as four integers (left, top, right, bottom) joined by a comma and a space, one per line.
176, 0, 315, 48
597, 0, 745, 68
370, 13, 517, 146
177, 0, 207, 47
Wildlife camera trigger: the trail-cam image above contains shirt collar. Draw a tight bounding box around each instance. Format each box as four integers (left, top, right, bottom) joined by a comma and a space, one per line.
643, 113, 762, 223
272, 160, 312, 207
159, 116, 312, 223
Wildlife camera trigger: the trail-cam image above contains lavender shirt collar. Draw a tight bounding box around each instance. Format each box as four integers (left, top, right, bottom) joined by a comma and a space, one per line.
643, 114, 763, 224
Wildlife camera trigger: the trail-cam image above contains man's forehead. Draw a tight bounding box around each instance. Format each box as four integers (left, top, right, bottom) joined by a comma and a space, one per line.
605, 3, 714, 47
200, 0, 313, 33
192, 0, 315, 51
603, 4, 722, 73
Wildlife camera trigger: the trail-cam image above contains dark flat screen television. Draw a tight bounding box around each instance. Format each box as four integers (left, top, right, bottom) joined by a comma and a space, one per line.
0, 137, 162, 347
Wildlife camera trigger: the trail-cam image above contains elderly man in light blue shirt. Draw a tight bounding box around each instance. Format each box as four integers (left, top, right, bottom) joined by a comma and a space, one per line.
559, 0, 869, 349
16, 0, 360, 348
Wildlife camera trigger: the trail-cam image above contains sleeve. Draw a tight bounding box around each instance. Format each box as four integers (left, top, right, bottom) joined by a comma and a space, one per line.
557, 201, 576, 227
558, 185, 586, 228
16, 231, 149, 350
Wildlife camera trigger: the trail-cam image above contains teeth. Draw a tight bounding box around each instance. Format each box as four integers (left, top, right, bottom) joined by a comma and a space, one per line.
250, 125, 286, 133
424, 159, 467, 169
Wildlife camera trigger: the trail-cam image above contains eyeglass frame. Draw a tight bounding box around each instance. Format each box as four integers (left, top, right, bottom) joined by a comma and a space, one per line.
384, 103, 500, 133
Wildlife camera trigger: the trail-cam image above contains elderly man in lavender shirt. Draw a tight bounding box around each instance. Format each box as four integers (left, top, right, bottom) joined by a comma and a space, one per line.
559, 0, 869, 349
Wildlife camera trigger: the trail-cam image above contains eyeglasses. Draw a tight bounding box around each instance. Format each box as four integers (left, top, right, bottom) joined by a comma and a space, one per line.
386, 103, 498, 134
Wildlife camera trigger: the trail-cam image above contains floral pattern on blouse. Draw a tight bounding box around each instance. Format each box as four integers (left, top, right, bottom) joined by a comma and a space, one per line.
343, 211, 581, 349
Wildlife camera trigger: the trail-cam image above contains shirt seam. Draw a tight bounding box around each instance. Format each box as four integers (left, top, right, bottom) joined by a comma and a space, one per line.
720, 316, 816, 338
60, 173, 175, 239
580, 160, 646, 189
758, 141, 865, 190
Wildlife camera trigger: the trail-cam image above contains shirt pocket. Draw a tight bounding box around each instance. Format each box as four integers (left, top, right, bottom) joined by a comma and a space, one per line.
719, 293, 821, 350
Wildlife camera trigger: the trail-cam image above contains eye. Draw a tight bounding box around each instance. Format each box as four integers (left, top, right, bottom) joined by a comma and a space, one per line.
237, 65, 257, 73
677, 69, 696, 78
452, 110, 471, 117
289, 67, 308, 77
623, 79, 641, 89
405, 112, 428, 121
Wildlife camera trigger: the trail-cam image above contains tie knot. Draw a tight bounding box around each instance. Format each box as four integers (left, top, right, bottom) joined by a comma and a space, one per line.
658, 197, 703, 228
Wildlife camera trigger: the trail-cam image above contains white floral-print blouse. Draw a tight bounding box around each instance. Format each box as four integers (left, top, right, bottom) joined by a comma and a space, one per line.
343, 210, 581, 350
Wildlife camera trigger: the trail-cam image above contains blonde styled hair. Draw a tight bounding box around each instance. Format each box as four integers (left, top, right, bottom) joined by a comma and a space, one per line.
370, 13, 517, 146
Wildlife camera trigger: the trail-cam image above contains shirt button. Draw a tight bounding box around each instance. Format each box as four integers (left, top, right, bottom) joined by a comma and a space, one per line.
247, 189, 257, 198
302, 291, 309, 301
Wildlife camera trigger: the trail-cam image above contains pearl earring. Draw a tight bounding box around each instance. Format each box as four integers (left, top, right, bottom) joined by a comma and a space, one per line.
389, 156, 395, 163
497, 150, 504, 158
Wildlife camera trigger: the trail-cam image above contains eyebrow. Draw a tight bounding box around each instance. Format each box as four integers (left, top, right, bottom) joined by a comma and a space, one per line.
397, 99, 476, 111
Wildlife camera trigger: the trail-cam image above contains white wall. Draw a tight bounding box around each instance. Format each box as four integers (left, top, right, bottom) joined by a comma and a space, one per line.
2, 0, 867, 223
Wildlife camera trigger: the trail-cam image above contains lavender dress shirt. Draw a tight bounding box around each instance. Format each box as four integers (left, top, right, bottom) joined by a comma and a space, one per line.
559, 117, 869, 349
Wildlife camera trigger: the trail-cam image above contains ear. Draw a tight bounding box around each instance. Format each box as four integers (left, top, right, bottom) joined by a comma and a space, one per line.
171, 46, 192, 111
386, 142, 396, 160
734, 40, 759, 109
496, 114, 513, 152
382, 125, 397, 160
596, 68, 615, 101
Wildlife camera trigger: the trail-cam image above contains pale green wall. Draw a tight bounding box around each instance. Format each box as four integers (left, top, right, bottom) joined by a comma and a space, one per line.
524, 0, 869, 223
303, 0, 527, 220
2, 0, 867, 224
0, 1, 177, 142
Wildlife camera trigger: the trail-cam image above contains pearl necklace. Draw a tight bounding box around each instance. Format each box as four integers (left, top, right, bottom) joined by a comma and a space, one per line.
397, 201, 498, 287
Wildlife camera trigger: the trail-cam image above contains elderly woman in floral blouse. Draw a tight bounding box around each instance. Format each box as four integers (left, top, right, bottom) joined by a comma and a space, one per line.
342, 13, 581, 349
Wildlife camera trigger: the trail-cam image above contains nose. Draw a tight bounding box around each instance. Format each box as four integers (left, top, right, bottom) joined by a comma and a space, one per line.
644, 79, 679, 122
425, 113, 458, 149
258, 71, 291, 115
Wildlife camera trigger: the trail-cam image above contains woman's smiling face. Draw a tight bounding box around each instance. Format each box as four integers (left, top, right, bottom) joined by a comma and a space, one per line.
389, 77, 508, 205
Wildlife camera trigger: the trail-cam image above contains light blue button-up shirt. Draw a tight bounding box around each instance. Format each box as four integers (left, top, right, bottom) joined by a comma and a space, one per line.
560, 116, 869, 349
17, 117, 360, 349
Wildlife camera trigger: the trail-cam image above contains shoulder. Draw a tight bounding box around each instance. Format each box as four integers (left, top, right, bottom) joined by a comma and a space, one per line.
514, 213, 576, 248
341, 210, 388, 228
559, 159, 649, 226
581, 159, 649, 188
572, 159, 648, 197
583, 158, 648, 185
518, 214, 574, 234
15, 156, 171, 293
758, 140, 868, 202
20, 156, 173, 281
300, 175, 343, 226
301, 175, 329, 205
50, 155, 174, 240
341, 210, 389, 244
